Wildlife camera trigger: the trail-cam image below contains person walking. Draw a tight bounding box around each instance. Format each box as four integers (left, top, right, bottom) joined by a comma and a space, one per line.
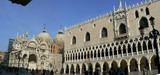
31, 69, 35, 75
143, 68, 147, 75
50, 70, 53, 75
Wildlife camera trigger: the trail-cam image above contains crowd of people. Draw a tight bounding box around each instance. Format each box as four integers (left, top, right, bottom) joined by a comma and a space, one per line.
82, 67, 128, 75
0, 66, 55, 75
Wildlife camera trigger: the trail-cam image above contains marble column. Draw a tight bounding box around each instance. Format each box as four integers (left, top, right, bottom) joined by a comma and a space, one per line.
128, 64, 130, 73
138, 63, 141, 72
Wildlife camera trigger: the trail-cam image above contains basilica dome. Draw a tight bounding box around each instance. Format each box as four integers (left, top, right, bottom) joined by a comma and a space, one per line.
53, 30, 65, 45
37, 28, 51, 42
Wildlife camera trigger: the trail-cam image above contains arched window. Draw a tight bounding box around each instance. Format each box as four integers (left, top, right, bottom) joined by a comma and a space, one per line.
119, 23, 127, 34
145, 7, 150, 15
101, 27, 108, 38
135, 10, 139, 18
72, 36, 76, 45
85, 32, 90, 41
139, 17, 149, 28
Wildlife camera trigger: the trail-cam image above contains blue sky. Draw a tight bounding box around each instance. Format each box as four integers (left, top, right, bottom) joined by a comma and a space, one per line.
0, 0, 145, 52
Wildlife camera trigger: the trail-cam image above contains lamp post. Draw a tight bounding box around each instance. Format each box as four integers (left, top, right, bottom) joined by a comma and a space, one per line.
139, 16, 160, 74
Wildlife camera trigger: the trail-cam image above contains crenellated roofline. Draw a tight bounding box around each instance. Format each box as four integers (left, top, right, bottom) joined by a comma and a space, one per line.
65, 0, 159, 31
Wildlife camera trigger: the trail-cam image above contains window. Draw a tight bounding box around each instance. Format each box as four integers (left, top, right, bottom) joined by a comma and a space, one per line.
101, 27, 108, 38
85, 32, 90, 41
72, 36, 76, 45
93, 24, 96, 27
145, 7, 150, 15
135, 10, 139, 18
119, 23, 127, 34
139, 17, 149, 28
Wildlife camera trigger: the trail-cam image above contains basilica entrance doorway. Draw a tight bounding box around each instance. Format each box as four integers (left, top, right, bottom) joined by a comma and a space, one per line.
28, 54, 37, 69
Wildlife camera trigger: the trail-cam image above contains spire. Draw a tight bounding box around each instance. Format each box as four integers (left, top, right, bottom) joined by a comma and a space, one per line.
58, 25, 63, 34
16, 32, 19, 38
113, 6, 116, 12
25, 30, 28, 37
119, 0, 122, 8
125, 1, 127, 9
43, 24, 46, 32
16, 32, 19, 40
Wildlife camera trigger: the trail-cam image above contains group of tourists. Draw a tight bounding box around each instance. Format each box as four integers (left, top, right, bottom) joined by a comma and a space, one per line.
82, 67, 128, 75
0, 66, 55, 75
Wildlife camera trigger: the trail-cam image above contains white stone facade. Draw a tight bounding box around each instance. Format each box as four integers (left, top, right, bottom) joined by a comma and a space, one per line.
63, 0, 160, 75
8, 28, 62, 73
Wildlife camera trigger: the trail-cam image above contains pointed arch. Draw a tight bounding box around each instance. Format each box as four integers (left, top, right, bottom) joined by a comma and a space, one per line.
120, 59, 128, 69
123, 45, 126, 54
135, 10, 139, 18
138, 42, 142, 51
103, 62, 109, 75
130, 58, 138, 72
66, 64, 69, 74
72, 36, 76, 45
76, 64, 80, 74
88, 63, 93, 74
148, 40, 153, 50
118, 46, 122, 55
145, 7, 150, 15
101, 27, 108, 38
128, 44, 131, 53
114, 47, 117, 55
111, 60, 118, 69
133, 43, 136, 52
151, 55, 157, 70
101, 49, 104, 57
70, 64, 74, 74
95, 62, 101, 72
82, 64, 86, 74
94, 50, 96, 58
98, 50, 100, 57
119, 23, 127, 34
143, 41, 147, 51
110, 48, 113, 56
105, 48, 108, 56
140, 56, 149, 71
85, 32, 90, 41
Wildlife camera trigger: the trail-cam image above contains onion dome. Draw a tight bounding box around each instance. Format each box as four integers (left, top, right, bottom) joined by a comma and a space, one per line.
53, 29, 65, 45
37, 26, 51, 42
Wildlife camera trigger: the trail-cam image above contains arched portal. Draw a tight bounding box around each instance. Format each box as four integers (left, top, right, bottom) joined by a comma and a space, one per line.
130, 58, 138, 72
151, 55, 157, 70
76, 64, 80, 74
66, 65, 69, 74
120, 59, 128, 74
120, 59, 127, 69
28, 54, 37, 63
82, 64, 86, 74
88, 63, 93, 74
103, 62, 109, 75
140, 56, 149, 71
95, 62, 101, 72
28, 54, 37, 69
111, 61, 118, 69
70, 64, 74, 74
